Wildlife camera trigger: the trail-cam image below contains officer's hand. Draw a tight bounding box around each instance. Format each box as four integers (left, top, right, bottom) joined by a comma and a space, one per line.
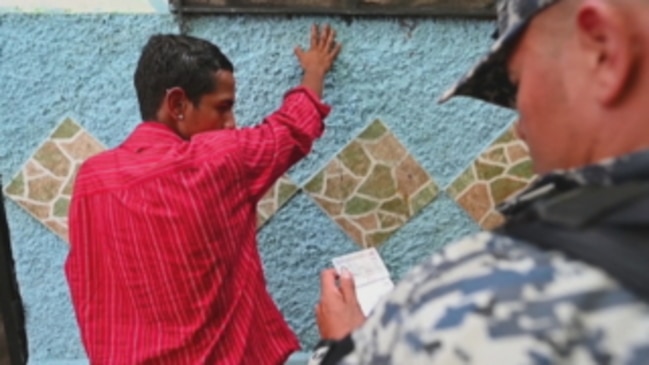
315, 268, 366, 340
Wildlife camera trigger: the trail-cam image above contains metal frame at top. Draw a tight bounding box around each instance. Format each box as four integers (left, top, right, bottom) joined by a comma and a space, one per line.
169, 0, 497, 18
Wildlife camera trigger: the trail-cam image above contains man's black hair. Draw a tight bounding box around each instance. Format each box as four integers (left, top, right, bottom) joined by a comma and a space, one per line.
134, 34, 234, 121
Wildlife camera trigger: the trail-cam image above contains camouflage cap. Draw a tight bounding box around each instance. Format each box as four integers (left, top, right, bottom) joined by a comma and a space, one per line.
439, 0, 562, 108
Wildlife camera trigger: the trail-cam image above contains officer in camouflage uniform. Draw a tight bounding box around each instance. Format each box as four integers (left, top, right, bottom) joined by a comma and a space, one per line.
309, 0, 649, 364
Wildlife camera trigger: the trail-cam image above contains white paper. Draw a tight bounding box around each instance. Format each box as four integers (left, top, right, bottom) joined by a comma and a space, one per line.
332, 248, 394, 316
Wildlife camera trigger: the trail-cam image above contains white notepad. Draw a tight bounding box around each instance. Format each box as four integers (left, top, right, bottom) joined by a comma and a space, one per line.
332, 248, 394, 316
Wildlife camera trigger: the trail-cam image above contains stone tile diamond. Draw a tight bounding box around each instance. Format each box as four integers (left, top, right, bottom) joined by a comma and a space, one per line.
257, 176, 299, 228
305, 120, 439, 247
3, 118, 105, 242
448, 128, 537, 229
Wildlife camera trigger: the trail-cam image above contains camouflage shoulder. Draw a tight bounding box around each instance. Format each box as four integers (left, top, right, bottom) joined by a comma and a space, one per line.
341, 231, 649, 365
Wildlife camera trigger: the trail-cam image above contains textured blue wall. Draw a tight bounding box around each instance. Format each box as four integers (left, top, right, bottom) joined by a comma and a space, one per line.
0, 13, 515, 362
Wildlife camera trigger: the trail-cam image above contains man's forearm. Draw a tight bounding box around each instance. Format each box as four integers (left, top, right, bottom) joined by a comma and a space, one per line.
301, 70, 326, 99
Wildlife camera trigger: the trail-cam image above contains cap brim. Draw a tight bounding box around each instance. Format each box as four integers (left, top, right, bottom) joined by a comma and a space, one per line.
438, 23, 527, 109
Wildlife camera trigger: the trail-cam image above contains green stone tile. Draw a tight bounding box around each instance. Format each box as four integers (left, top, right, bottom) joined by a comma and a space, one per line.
447, 167, 476, 198
352, 214, 380, 232
490, 177, 528, 204
494, 129, 516, 145
358, 120, 387, 141
258, 196, 277, 214
62, 175, 75, 196
58, 133, 104, 161
33, 142, 70, 177
475, 160, 505, 181
366, 230, 396, 247
313, 196, 344, 216
378, 212, 402, 230
7, 119, 107, 245
506, 144, 530, 163
5, 173, 25, 196
257, 214, 268, 228
344, 196, 378, 216
256, 177, 298, 228
449, 126, 534, 227
339, 141, 372, 177
395, 156, 430, 194
324, 173, 359, 201
508, 160, 534, 179
17, 200, 50, 220
53, 197, 70, 218
52, 118, 80, 139
277, 181, 298, 206
380, 197, 409, 217
484, 147, 508, 164
28, 175, 62, 203
365, 134, 407, 166
410, 184, 438, 216
335, 217, 364, 245
44, 220, 68, 241
358, 165, 396, 199
303, 117, 444, 247
304, 171, 324, 194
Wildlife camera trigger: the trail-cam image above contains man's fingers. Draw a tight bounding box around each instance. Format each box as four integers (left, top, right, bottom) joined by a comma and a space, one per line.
339, 269, 358, 303
294, 46, 304, 58
329, 42, 342, 60
310, 24, 318, 49
320, 24, 331, 49
320, 268, 340, 296
325, 27, 336, 50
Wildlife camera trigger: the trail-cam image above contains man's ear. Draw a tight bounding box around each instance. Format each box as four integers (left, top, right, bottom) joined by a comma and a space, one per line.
576, 0, 637, 106
163, 87, 188, 122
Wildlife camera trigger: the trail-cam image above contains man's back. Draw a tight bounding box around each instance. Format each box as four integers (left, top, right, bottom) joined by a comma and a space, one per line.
66, 122, 301, 364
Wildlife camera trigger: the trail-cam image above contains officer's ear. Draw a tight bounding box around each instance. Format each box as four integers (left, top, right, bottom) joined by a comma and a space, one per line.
576, 0, 638, 106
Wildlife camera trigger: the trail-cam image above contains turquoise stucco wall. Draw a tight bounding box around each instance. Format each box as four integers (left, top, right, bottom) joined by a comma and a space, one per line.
0, 13, 515, 363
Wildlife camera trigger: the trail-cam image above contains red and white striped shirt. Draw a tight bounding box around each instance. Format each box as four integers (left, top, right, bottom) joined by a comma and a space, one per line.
65, 87, 329, 365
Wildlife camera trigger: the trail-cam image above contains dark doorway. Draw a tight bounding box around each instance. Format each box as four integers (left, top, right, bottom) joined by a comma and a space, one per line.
0, 186, 28, 365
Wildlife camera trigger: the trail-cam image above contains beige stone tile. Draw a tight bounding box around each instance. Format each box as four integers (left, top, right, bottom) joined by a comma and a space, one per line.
256, 175, 299, 229
447, 127, 537, 229
59, 132, 104, 161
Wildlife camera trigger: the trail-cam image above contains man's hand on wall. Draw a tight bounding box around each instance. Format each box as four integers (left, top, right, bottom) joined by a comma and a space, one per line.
295, 24, 341, 98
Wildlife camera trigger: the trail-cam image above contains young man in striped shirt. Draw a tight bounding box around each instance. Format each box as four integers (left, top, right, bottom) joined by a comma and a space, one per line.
65, 25, 341, 365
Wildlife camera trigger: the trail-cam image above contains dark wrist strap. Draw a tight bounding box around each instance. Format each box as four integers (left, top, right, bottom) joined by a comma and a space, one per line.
308, 336, 355, 365
308, 339, 334, 365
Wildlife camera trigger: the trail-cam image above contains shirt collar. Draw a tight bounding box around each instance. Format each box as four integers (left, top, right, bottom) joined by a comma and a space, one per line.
499, 149, 649, 216
121, 122, 185, 152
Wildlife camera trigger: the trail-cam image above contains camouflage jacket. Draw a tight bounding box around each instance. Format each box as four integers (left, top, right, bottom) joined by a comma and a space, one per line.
309, 150, 649, 365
